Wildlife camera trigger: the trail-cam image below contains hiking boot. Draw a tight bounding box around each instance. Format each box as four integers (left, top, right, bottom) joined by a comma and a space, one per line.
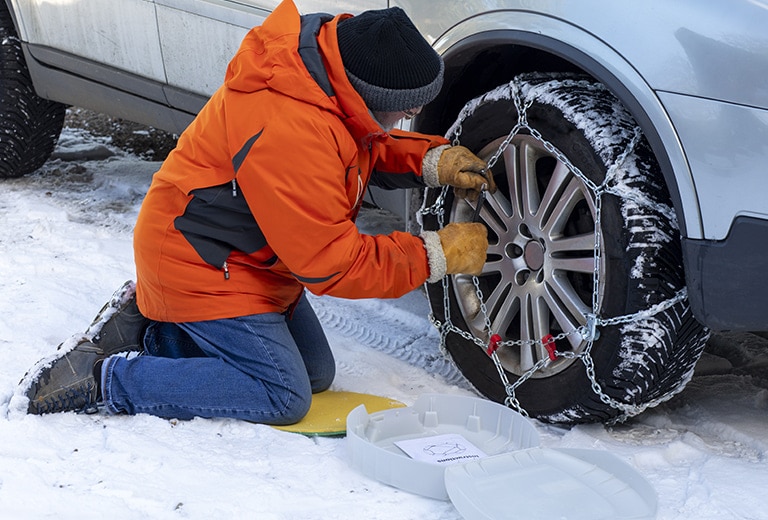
25, 340, 104, 415
86, 280, 149, 356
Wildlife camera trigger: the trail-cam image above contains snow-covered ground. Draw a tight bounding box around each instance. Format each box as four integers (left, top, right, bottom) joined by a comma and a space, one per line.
1, 120, 768, 519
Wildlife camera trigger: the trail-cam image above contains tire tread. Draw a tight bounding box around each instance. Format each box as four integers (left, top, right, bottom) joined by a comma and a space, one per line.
0, 3, 65, 179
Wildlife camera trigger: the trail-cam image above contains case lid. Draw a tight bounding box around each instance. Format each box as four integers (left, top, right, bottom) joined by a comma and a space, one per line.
444, 447, 657, 520
346, 394, 657, 519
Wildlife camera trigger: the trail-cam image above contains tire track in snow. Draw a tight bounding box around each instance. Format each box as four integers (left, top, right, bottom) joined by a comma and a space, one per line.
307, 293, 470, 387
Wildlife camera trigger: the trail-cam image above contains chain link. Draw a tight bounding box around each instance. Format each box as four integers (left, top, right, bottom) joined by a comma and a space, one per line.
423, 81, 689, 423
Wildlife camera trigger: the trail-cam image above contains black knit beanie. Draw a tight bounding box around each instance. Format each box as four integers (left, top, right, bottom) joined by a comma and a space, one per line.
336, 7, 444, 112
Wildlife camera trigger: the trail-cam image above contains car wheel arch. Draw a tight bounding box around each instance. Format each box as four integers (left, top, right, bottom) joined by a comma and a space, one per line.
418, 17, 702, 241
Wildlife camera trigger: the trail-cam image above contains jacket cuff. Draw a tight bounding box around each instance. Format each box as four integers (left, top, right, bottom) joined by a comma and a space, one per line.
421, 231, 447, 283
421, 144, 450, 188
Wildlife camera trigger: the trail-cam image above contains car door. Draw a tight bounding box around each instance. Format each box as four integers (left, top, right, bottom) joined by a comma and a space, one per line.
154, 0, 386, 111
8, 0, 165, 83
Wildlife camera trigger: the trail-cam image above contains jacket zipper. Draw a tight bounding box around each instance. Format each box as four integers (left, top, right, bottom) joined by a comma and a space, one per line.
353, 167, 363, 209
222, 261, 230, 280
352, 141, 372, 210
226, 177, 236, 279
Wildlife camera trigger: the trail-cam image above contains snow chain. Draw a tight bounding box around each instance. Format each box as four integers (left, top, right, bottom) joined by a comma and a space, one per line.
421, 82, 688, 423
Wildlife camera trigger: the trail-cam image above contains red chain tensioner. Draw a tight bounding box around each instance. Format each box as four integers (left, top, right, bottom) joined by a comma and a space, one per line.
542, 334, 557, 361
486, 334, 502, 356
486, 334, 558, 360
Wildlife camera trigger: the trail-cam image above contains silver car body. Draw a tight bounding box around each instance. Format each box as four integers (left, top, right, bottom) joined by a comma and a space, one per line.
6, 0, 768, 329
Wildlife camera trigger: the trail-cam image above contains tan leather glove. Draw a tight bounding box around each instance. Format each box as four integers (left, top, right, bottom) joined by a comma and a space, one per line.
437, 146, 497, 201
437, 222, 488, 276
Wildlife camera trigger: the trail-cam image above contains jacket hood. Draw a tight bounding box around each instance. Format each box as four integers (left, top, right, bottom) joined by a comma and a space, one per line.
225, 2, 330, 105
224, 0, 386, 143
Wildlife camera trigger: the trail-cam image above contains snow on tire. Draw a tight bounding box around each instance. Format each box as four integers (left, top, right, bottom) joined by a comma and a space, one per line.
422, 73, 710, 424
0, 3, 65, 179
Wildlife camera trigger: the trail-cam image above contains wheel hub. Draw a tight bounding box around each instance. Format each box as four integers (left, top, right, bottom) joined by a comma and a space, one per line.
523, 240, 545, 271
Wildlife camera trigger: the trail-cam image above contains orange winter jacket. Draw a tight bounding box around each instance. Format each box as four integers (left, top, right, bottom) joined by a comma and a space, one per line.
133, 0, 449, 322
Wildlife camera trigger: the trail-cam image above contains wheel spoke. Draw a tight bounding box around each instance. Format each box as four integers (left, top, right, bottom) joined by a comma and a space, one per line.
535, 161, 571, 230
542, 288, 586, 347
518, 297, 537, 371
482, 255, 504, 276
549, 232, 595, 255
490, 291, 519, 339
479, 193, 512, 238
531, 295, 550, 340
489, 185, 514, 219
546, 273, 592, 323
520, 140, 540, 218
483, 278, 515, 319
541, 176, 587, 237
502, 142, 524, 220
550, 255, 596, 274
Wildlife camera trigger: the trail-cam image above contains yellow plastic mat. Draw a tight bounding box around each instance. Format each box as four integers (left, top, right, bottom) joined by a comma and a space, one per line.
272, 390, 406, 437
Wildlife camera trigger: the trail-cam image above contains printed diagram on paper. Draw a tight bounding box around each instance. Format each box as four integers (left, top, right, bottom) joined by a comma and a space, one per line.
395, 434, 487, 465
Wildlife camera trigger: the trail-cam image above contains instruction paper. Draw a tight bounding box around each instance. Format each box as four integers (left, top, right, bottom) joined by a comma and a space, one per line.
395, 433, 487, 465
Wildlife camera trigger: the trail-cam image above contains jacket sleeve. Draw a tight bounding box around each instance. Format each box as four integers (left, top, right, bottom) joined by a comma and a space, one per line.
233, 113, 432, 300
367, 129, 450, 190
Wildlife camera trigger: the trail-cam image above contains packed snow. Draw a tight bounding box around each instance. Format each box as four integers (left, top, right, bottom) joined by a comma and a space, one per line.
1, 119, 768, 519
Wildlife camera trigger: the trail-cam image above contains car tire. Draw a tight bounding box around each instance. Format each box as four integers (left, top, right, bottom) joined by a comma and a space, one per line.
422, 73, 710, 424
0, 3, 65, 179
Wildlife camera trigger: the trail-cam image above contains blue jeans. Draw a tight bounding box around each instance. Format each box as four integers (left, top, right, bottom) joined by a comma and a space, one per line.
102, 294, 335, 424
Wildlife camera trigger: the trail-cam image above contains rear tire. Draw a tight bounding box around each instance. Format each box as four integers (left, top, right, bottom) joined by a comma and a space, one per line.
423, 73, 710, 424
0, 3, 65, 179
